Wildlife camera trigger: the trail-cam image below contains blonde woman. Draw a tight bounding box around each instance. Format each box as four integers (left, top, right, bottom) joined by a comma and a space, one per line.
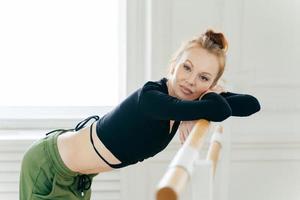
19, 29, 260, 200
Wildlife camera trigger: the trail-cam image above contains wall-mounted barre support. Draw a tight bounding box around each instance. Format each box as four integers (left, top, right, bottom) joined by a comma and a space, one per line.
156, 119, 211, 200
206, 125, 223, 177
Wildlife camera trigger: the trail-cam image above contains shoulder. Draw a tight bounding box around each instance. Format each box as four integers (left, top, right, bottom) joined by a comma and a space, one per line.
141, 77, 168, 93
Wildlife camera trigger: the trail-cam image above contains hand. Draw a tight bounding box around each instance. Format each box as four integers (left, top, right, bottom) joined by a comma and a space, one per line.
199, 84, 227, 100
210, 84, 227, 94
178, 120, 197, 144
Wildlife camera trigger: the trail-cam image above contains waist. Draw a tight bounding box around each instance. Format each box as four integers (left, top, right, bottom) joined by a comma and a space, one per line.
57, 125, 122, 174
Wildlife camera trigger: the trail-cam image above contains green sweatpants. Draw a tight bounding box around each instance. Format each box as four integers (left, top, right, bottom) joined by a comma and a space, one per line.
19, 130, 98, 200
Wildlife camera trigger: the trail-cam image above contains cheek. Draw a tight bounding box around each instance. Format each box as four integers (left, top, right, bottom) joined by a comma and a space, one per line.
177, 66, 187, 76
195, 85, 210, 95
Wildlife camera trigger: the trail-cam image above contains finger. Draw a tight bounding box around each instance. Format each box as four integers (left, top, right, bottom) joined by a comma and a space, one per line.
189, 122, 194, 128
184, 131, 189, 140
187, 124, 193, 132
183, 130, 188, 141
216, 85, 227, 93
179, 131, 184, 144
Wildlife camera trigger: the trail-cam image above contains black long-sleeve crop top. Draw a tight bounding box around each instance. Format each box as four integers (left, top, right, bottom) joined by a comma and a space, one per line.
95, 77, 260, 168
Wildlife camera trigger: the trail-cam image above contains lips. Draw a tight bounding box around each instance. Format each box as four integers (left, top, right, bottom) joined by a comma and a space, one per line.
180, 85, 193, 95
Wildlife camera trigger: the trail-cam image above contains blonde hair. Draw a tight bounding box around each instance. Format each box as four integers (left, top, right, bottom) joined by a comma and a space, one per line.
168, 29, 228, 85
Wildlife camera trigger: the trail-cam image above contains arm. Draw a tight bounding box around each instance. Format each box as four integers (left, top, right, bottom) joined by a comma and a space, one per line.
220, 92, 261, 116
206, 85, 261, 117
138, 89, 232, 122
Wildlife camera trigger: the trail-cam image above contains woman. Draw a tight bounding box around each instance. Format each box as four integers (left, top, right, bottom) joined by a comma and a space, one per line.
19, 29, 260, 199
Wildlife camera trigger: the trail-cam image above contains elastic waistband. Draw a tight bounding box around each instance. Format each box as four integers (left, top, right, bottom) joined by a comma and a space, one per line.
44, 130, 79, 178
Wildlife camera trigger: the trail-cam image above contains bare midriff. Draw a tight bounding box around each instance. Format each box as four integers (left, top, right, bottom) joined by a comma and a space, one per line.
57, 124, 122, 174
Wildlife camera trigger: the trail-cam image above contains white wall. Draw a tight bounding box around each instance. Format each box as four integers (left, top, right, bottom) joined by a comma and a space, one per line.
224, 0, 300, 199
127, 0, 300, 199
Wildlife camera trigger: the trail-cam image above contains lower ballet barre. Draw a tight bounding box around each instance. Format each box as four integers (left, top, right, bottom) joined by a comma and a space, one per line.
156, 119, 224, 200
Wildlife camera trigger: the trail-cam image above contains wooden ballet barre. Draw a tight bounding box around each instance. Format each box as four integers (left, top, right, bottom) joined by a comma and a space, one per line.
156, 119, 211, 200
206, 125, 223, 177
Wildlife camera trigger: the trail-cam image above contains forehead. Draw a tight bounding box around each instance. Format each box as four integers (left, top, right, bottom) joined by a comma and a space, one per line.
180, 47, 219, 76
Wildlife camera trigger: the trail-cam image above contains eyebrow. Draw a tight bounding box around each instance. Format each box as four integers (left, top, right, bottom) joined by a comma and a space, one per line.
185, 59, 212, 77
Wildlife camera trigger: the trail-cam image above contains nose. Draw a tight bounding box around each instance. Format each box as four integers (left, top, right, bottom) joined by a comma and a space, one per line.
186, 74, 196, 86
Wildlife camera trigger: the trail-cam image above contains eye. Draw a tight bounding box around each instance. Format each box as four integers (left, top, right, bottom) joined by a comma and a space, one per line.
199, 75, 209, 81
183, 64, 191, 71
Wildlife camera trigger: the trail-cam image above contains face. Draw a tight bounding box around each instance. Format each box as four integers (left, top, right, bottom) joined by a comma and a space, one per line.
167, 47, 219, 100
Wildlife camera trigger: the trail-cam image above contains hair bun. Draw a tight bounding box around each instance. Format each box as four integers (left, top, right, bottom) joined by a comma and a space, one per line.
205, 29, 228, 52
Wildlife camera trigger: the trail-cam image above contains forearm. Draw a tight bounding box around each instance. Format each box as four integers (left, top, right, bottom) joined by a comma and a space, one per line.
139, 91, 232, 122
220, 92, 261, 116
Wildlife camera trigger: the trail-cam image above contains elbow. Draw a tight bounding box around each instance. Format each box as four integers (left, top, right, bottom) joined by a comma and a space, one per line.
213, 104, 232, 122
224, 106, 233, 119
251, 96, 261, 113
220, 105, 232, 121
243, 95, 261, 116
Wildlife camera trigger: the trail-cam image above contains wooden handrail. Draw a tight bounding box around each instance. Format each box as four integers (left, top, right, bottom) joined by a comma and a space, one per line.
206, 125, 223, 177
156, 119, 211, 200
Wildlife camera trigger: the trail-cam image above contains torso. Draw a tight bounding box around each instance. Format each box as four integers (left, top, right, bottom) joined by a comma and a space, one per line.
57, 120, 175, 174
57, 123, 122, 174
